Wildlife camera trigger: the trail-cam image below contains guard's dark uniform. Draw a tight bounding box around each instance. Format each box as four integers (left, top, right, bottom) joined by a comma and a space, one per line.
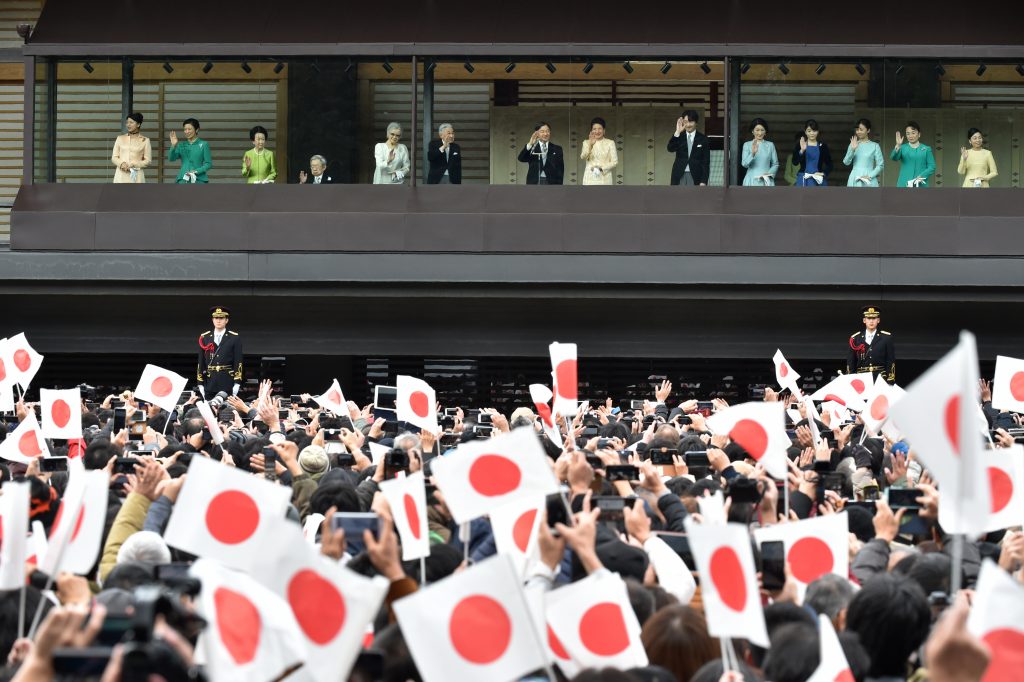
846, 306, 895, 383
197, 307, 243, 397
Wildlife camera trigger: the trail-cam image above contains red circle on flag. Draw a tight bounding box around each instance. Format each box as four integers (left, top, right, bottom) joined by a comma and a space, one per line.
787, 537, 834, 584
709, 546, 747, 612
579, 602, 630, 657
51, 502, 86, 542
409, 391, 430, 419
780, 363, 789, 378
13, 349, 30, 373
468, 455, 522, 497
51, 400, 71, 429
512, 509, 538, 552
403, 493, 421, 539
823, 395, 846, 406
287, 568, 346, 645
555, 359, 577, 400
729, 419, 769, 459
536, 403, 553, 427
151, 376, 174, 397
547, 624, 570, 660
0, 514, 4, 545
214, 587, 262, 664
944, 396, 960, 455
0, 358, 6, 382
327, 389, 342, 405
988, 467, 1014, 514
851, 378, 866, 394
18, 431, 42, 457
834, 669, 855, 682
1011, 372, 1024, 402
448, 595, 512, 664
981, 628, 1024, 682
205, 491, 261, 545
870, 395, 889, 421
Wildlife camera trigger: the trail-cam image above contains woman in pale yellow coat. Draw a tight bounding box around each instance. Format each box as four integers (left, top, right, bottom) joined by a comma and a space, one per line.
957, 128, 998, 188
580, 116, 618, 185
110, 112, 152, 183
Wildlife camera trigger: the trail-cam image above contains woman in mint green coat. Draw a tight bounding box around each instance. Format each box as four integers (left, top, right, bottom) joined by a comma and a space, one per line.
843, 118, 884, 187
890, 120, 936, 188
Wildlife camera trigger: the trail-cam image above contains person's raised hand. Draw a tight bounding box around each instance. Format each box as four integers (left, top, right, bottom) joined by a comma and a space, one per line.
994, 428, 1014, 449
299, 170, 308, 184
244, 155, 252, 168
368, 417, 386, 440
257, 400, 280, 431
998, 530, 1024, 573
271, 440, 301, 475
961, 146, 969, 161
979, 378, 992, 403
916, 483, 939, 520
169, 130, 178, 146
764, 387, 779, 403
795, 425, 814, 448
365, 499, 404, 581
872, 499, 905, 542
623, 503, 652, 544
132, 457, 168, 501
555, 493, 603, 574
655, 379, 672, 403
55, 572, 93, 606
567, 450, 595, 495
798, 446, 814, 468
850, 135, 858, 150
536, 512, 566, 571
895, 130, 904, 147
885, 449, 909, 484
154, 473, 187, 503
637, 459, 668, 495
320, 506, 346, 561
799, 136, 808, 153
924, 592, 990, 682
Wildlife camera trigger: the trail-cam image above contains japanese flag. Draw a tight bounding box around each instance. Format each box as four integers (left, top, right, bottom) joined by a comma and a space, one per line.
545, 569, 648, 669
773, 349, 802, 396
489, 494, 544, 577
820, 401, 852, 426
992, 355, 1024, 413
753, 513, 850, 599
0, 481, 30, 590
888, 331, 989, 535
0, 412, 49, 463
0, 340, 14, 413
967, 559, 1024, 682
260, 525, 389, 682
314, 378, 346, 415
134, 364, 187, 413
394, 554, 547, 682
40, 388, 82, 440
705, 401, 789, 479
396, 375, 438, 433
810, 374, 870, 411
803, 398, 823, 444
164, 456, 293, 572
529, 383, 563, 447
697, 490, 727, 524
684, 518, 768, 646
984, 446, 1024, 532
379, 471, 430, 561
4, 333, 43, 391
522, 587, 580, 677
861, 374, 901, 435
431, 426, 559, 524
196, 401, 225, 445
807, 614, 854, 682
191, 559, 306, 682
42, 466, 110, 576
549, 342, 578, 418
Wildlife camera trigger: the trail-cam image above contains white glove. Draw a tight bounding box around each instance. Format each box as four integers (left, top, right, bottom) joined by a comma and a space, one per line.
394, 170, 405, 182
232, 383, 240, 396
591, 167, 602, 178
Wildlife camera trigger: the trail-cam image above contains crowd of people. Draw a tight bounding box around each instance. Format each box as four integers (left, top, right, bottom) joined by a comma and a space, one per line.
0, 344, 1019, 682
109, 112, 1001, 188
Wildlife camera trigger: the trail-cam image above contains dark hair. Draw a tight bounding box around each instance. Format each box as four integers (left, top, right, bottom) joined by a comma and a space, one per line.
640, 605, 718, 682
309, 481, 361, 515
893, 551, 952, 596
249, 125, 268, 141
856, 117, 872, 131
846, 574, 931, 677
104, 562, 155, 592
625, 578, 655, 626
750, 601, 817, 667
906, 120, 921, 134
126, 112, 143, 125
535, 121, 551, 131
182, 118, 200, 130
749, 117, 769, 133
590, 116, 607, 129
804, 119, 821, 132
763, 622, 820, 682
967, 127, 983, 142
682, 109, 700, 123
83, 438, 119, 470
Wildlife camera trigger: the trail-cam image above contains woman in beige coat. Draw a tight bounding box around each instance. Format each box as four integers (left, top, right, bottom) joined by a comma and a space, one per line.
111, 112, 152, 183
580, 116, 618, 185
957, 128, 998, 188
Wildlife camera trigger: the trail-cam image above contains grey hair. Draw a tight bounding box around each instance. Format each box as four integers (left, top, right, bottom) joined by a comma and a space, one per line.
310, 154, 326, 166
804, 574, 858, 619
386, 122, 402, 135
394, 431, 421, 452
438, 123, 453, 136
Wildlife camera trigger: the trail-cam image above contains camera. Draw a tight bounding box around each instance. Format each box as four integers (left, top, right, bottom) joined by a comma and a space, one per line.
208, 391, 229, 409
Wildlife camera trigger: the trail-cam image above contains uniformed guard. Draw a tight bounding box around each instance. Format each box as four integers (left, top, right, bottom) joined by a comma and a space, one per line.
197, 306, 243, 398
847, 305, 895, 383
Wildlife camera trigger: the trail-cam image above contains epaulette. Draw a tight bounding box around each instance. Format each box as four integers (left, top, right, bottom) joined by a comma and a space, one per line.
228, 330, 238, 336
200, 331, 211, 336
880, 330, 891, 335
850, 332, 862, 338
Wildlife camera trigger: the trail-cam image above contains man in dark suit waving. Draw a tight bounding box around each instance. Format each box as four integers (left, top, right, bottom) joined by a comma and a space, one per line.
517, 122, 564, 185
667, 109, 711, 186
427, 123, 462, 184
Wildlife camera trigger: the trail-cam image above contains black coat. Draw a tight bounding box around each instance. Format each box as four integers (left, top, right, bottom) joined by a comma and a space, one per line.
426, 142, 462, 184
517, 141, 565, 185
667, 130, 711, 185
197, 330, 243, 395
847, 329, 895, 383
305, 173, 334, 184
791, 141, 834, 177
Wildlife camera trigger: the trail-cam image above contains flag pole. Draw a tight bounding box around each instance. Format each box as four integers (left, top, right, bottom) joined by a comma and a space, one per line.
719, 637, 732, 672
950, 532, 964, 595
17, 584, 26, 639
783, 479, 790, 520
419, 556, 426, 586
460, 522, 470, 567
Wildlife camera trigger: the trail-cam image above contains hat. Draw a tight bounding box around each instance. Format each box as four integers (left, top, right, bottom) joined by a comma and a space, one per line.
210, 306, 230, 318
862, 305, 881, 319
298, 444, 330, 478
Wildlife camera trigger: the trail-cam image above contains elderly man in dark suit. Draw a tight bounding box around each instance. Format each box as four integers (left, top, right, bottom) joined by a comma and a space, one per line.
667, 109, 711, 186
427, 123, 462, 184
517, 122, 564, 185
298, 154, 334, 184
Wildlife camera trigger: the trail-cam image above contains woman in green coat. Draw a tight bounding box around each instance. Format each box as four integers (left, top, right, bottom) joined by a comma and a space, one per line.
890, 120, 935, 188
167, 117, 212, 183
241, 125, 277, 184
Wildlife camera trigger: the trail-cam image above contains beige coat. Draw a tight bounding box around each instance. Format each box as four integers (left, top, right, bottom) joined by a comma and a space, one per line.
111, 133, 152, 183
957, 148, 997, 188
580, 137, 618, 185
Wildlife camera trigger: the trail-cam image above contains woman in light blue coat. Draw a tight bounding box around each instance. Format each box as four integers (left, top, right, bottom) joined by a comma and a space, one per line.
741, 118, 779, 186
843, 118, 884, 187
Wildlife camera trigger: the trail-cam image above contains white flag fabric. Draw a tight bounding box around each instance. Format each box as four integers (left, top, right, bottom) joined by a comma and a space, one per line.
260, 525, 389, 682
379, 471, 430, 561
753, 513, 850, 599
394, 554, 547, 682
529, 383, 563, 447
134, 364, 188, 413
806, 614, 854, 682
684, 518, 768, 646
545, 569, 649, 670
314, 378, 347, 415
4, 333, 43, 391
302, 513, 325, 544
41, 467, 110, 576
984, 446, 1024, 532
820, 400, 852, 426
642, 535, 697, 604
697, 491, 726, 524
0, 481, 30, 589
549, 342, 578, 418
0, 339, 14, 413
705, 401, 789, 479
431, 427, 559, 524
191, 559, 306, 682
522, 587, 580, 677
196, 401, 225, 445
0, 412, 49, 463
966, 559, 1024, 682
489, 494, 544, 577
888, 331, 989, 535
40, 388, 82, 440
164, 456, 292, 572
396, 375, 438, 433
860, 374, 900, 435
773, 349, 802, 396
810, 374, 870, 411
992, 355, 1024, 413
